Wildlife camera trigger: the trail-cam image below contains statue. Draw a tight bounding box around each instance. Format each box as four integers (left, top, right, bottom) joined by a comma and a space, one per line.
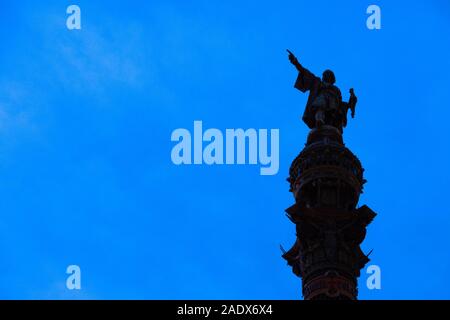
287, 50, 357, 133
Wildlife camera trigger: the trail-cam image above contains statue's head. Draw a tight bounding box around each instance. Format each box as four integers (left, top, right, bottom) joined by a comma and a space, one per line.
322, 70, 336, 85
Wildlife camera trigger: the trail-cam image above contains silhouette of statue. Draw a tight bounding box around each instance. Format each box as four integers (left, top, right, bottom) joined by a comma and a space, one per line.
287, 50, 357, 133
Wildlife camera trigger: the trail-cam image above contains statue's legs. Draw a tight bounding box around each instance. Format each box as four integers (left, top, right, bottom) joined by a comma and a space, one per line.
311, 95, 327, 128
315, 110, 325, 127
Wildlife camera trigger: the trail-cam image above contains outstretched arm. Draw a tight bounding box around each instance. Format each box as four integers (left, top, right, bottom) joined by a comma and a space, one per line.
287, 49, 320, 93
287, 49, 303, 72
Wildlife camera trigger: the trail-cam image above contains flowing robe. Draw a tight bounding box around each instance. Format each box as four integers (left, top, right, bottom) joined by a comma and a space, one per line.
294, 65, 342, 129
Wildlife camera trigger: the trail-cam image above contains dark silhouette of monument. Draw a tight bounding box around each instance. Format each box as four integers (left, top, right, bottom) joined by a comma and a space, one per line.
282, 50, 376, 300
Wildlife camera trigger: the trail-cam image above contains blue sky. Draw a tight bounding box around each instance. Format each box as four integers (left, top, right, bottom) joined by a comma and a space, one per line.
0, 0, 449, 299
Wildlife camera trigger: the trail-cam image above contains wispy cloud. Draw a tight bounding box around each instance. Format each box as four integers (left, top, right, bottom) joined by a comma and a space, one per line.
52, 24, 144, 92
0, 81, 38, 138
